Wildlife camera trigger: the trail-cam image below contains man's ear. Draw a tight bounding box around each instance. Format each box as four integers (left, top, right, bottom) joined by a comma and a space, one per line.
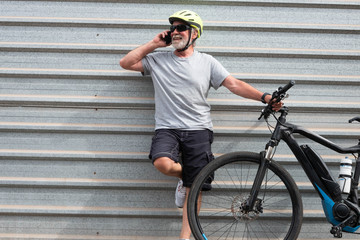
192, 29, 198, 40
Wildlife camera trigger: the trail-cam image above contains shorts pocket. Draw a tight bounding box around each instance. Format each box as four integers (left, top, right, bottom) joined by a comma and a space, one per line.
206, 151, 214, 164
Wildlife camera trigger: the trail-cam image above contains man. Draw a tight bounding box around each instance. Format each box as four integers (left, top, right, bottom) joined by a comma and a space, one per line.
120, 10, 281, 240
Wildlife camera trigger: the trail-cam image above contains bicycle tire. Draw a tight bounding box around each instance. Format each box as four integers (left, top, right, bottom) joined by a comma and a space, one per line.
188, 151, 303, 240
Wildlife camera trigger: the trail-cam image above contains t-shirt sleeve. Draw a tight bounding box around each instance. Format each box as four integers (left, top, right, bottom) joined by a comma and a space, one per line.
209, 56, 230, 90
141, 55, 152, 76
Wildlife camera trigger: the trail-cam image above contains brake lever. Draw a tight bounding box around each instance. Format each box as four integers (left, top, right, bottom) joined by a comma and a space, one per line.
258, 112, 264, 121
258, 103, 274, 120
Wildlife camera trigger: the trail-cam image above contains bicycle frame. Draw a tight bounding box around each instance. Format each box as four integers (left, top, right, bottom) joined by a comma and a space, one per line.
251, 107, 360, 236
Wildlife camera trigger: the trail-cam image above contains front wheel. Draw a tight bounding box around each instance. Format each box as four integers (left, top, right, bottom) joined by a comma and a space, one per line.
188, 151, 303, 240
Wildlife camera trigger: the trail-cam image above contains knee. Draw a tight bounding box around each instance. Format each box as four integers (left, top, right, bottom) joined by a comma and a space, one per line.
153, 157, 172, 174
153, 157, 181, 177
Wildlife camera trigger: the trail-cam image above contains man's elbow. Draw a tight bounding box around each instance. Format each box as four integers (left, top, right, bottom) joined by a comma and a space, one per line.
119, 58, 143, 72
119, 58, 128, 69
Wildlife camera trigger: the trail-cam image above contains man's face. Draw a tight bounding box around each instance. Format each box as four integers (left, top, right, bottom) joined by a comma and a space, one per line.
171, 21, 191, 50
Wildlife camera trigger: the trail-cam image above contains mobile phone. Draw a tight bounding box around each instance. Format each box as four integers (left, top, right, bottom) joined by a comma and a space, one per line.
163, 31, 172, 44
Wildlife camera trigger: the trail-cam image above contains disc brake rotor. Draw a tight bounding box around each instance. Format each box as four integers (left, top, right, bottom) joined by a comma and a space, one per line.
231, 194, 263, 222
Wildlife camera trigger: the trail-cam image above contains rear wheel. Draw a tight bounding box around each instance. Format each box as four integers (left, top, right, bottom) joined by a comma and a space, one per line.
188, 151, 303, 239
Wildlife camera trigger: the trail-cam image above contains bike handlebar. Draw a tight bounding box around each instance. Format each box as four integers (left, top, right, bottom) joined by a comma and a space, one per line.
258, 80, 295, 120
277, 80, 295, 95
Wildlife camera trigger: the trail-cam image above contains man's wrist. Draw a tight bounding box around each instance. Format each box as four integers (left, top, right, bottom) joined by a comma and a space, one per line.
261, 92, 271, 104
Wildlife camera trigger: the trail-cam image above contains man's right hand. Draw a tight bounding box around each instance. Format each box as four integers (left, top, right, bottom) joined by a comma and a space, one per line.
153, 30, 172, 48
119, 30, 171, 72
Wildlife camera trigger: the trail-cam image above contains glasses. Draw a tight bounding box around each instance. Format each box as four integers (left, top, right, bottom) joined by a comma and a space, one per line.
170, 24, 191, 33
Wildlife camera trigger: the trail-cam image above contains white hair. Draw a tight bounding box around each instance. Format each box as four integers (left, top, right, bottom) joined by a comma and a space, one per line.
191, 28, 197, 47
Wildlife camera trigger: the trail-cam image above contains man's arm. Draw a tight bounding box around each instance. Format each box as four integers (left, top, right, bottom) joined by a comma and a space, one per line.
119, 31, 170, 72
222, 75, 282, 110
222, 75, 272, 102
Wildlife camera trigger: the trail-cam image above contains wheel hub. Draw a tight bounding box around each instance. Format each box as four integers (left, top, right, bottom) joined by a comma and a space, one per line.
231, 195, 263, 222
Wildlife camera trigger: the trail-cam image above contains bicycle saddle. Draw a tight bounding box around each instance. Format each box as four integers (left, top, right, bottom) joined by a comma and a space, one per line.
349, 117, 360, 123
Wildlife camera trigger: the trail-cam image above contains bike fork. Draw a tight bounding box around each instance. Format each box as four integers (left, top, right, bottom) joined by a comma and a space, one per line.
246, 150, 270, 210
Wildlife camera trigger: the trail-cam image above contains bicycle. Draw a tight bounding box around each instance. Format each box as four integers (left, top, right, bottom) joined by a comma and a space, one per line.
187, 81, 360, 239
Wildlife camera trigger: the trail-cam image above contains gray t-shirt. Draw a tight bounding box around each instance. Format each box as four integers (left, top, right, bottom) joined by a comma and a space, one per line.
142, 50, 230, 130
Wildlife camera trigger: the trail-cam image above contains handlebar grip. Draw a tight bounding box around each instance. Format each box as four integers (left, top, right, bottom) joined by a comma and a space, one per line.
278, 80, 295, 95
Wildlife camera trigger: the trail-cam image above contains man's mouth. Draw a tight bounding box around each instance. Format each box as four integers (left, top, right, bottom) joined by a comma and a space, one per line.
172, 35, 182, 41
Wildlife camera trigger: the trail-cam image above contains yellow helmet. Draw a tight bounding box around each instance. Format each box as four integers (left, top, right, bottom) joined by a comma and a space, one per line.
169, 10, 203, 38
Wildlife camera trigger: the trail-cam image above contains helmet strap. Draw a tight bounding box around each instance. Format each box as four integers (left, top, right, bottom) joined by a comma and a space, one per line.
177, 29, 194, 52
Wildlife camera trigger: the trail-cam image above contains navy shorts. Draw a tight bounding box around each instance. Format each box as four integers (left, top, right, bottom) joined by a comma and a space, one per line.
149, 129, 214, 190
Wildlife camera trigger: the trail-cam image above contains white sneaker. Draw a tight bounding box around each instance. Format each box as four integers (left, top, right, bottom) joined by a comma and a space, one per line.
175, 179, 186, 208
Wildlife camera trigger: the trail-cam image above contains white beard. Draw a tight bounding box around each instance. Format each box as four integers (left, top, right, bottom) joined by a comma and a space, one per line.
172, 34, 188, 50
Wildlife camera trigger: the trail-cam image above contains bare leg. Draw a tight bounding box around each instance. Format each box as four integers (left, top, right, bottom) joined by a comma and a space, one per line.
180, 188, 202, 239
154, 157, 203, 238
153, 157, 182, 179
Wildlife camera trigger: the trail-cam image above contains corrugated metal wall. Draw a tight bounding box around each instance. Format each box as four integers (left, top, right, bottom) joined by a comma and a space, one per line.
1, 0, 359, 239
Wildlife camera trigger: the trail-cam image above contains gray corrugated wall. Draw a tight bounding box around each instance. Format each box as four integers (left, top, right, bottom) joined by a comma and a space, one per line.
0, 0, 359, 239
